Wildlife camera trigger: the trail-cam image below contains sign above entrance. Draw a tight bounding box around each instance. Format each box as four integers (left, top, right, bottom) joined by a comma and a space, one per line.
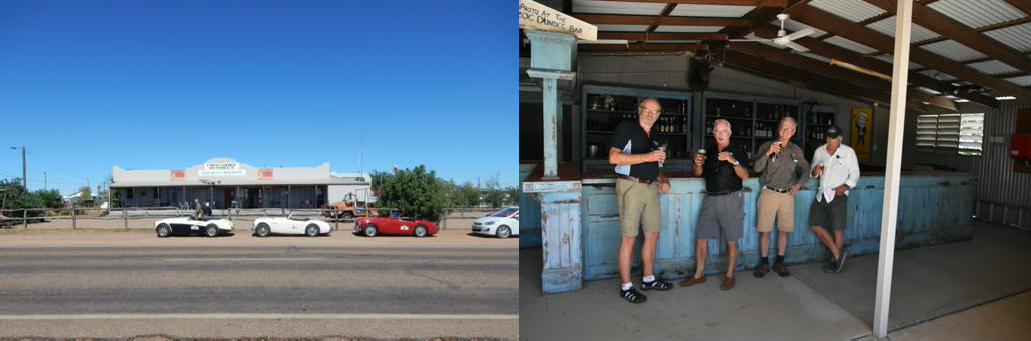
258, 168, 274, 180
170, 170, 186, 181
200, 162, 245, 176
519, 0, 596, 41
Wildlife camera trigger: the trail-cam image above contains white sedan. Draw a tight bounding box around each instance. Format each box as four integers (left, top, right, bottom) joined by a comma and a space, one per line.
251, 213, 332, 237
472, 207, 519, 238
155, 216, 234, 238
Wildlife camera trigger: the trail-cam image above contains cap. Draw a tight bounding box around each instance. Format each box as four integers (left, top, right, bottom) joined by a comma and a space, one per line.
825, 125, 842, 138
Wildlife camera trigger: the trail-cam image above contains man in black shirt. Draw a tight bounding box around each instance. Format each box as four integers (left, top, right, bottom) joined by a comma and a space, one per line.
679, 119, 750, 291
608, 97, 673, 303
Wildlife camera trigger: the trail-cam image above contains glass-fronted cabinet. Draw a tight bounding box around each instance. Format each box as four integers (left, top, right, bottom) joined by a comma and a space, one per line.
582, 84, 691, 173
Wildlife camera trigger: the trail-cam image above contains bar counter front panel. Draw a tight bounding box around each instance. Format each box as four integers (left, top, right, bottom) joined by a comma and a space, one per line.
580, 174, 975, 280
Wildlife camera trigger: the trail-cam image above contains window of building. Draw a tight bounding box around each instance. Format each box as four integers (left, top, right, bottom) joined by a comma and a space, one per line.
915, 113, 984, 156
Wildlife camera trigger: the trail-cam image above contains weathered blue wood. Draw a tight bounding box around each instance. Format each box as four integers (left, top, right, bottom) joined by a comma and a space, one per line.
579, 174, 976, 282
537, 190, 583, 293
525, 31, 576, 179
519, 164, 542, 249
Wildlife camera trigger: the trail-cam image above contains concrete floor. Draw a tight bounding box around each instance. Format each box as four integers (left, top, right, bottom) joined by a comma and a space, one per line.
520, 222, 1031, 340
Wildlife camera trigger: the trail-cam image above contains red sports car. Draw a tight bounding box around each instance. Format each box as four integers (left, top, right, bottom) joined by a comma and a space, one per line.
354, 215, 439, 237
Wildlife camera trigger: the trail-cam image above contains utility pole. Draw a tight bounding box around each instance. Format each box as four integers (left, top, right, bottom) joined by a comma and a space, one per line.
10, 146, 26, 189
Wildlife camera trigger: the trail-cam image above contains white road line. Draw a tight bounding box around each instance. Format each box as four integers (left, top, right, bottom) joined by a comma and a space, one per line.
0, 313, 518, 320
165, 258, 325, 261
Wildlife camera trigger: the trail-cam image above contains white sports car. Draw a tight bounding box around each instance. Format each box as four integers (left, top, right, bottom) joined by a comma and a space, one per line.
472, 207, 520, 238
251, 213, 332, 237
155, 216, 234, 238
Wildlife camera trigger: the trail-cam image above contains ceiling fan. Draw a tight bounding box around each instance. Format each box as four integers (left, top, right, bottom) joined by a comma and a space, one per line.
730, 13, 814, 52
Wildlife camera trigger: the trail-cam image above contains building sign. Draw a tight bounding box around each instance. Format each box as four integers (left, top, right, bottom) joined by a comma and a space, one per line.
199, 162, 245, 176
519, 0, 597, 41
170, 170, 186, 181
258, 168, 274, 180
851, 107, 872, 160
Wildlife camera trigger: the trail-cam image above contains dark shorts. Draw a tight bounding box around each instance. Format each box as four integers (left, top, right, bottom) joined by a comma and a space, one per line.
809, 195, 848, 231
697, 191, 744, 241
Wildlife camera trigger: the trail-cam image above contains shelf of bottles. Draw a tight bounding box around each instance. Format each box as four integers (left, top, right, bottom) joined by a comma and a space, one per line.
803, 111, 836, 161
582, 87, 690, 172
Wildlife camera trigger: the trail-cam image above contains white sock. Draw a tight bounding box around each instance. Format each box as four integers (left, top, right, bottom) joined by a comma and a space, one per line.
642, 275, 655, 283
621, 282, 633, 291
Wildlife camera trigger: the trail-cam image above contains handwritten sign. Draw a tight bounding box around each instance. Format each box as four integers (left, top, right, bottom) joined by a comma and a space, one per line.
519, 0, 596, 41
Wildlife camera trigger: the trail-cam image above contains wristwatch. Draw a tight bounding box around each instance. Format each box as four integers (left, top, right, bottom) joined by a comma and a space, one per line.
732, 160, 740, 166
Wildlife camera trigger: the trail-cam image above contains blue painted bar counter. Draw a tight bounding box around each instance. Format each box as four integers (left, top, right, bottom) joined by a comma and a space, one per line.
579, 173, 976, 281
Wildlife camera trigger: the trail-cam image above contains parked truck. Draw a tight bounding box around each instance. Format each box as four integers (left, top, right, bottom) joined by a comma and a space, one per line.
321, 193, 375, 220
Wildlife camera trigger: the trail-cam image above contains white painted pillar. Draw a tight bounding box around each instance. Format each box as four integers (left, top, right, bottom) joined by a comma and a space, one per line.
874, 0, 914, 338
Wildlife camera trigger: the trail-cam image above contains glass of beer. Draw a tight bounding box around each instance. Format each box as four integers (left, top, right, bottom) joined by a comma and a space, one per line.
815, 163, 825, 175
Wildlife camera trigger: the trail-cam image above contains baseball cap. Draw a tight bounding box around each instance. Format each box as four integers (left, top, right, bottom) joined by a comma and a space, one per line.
825, 125, 842, 138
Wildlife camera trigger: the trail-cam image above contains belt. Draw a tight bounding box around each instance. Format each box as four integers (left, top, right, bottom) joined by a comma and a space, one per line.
764, 186, 791, 193
707, 190, 739, 196
618, 174, 654, 184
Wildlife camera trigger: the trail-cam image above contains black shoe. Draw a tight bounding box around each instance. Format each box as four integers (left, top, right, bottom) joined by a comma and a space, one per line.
835, 250, 849, 273
773, 262, 790, 277
621, 287, 647, 303
823, 260, 838, 273
640, 278, 672, 291
753, 261, 769, 278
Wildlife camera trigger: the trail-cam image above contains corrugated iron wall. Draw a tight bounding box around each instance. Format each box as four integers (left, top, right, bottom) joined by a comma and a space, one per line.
910, 100, 1031, 227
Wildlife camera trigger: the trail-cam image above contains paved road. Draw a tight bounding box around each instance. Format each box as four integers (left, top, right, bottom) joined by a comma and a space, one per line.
0, 243, 518, 339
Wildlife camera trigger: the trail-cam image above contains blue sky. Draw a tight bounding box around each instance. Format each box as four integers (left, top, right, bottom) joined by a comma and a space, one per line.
0, 0, 514, 196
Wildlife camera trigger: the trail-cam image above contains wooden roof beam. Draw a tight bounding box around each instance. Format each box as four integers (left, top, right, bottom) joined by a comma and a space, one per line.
587, 0, 787, 6
575, 14, 752, 27
863, 0, 1031, 77
788, 4, 1031, 99
721, 0, 811, 40
597, 32, 729, 41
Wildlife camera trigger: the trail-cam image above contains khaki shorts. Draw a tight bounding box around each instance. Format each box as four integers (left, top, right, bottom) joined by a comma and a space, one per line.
616, 177, 661, 237
757, 187, 795, 233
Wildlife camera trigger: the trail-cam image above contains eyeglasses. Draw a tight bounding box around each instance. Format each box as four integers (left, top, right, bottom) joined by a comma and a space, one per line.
639, 107, 661, 115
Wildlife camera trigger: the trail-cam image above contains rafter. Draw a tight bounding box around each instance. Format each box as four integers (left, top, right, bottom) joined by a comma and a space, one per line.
587, 0, 787, 6
646, 4, 678, 33
863, 0, 1031, 77
787, 4, 1031, 99
597, 32, 729, 41
575, 14, 752, 27
720, 0, 811, 40
753, 26, 999, 107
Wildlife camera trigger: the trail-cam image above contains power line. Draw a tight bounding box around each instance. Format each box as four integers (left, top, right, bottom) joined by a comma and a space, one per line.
25, 151, 89, 181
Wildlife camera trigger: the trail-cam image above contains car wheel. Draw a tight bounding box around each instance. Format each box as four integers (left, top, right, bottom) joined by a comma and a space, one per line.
205, 224, 219, 237
364, 224, 379, 237
157, 223, 171, 238
305, 224, 320, 237
496, 225, 511, 239
341, 212, 354, 220
256, 223, 271, 237
414, 225, 428, 237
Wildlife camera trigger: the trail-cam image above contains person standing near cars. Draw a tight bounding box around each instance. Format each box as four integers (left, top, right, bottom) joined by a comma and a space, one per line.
680, 119, 749, 291
752, 116, 809, 278
194, 198, 203, 219
608, 97, 673, 304
202, 201, 213, 221
809, 125, 860, 273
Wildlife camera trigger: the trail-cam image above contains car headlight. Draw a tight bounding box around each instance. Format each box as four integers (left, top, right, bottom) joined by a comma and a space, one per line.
485, 221, 496, 225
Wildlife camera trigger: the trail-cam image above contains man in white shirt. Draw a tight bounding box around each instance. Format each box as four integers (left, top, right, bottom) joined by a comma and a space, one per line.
809, 125, 860, 274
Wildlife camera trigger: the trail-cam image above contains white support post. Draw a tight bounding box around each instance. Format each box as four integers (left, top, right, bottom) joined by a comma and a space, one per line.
874, 0, 914, 338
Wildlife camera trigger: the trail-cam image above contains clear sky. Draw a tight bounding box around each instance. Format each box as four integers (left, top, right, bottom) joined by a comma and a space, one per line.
0, 0, 514, 196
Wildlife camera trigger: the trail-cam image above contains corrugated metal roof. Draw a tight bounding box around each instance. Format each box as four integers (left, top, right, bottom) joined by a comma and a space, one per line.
919, 69, 958, 81
926, 0, 1026, 29
983, 22, 1031, 53
572, 0, 665, 15
919, 39, 988, 61
799, 52, 831, 63
595, 24, 650, 32
669, 4, 754, 18
782, 21, 827, 38
966, 60, 1021, 75
872, 54, 923, 69
823, 35, 879, 54
866, 16, 940, 42
1005, 75, 1031, 86
655, 25, 724, 33
809, 0, 887, 23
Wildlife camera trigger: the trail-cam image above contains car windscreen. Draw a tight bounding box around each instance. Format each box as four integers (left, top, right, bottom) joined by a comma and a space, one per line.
490, 208, 518, 217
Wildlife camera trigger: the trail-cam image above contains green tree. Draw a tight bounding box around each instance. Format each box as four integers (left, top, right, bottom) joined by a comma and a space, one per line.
505, 186, 520, 206
376, 165, 444, 221
453, 182, 480, 207
1, 178, 63, 222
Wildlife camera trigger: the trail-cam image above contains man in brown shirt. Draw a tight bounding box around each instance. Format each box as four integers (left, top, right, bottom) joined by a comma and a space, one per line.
752, 116, 809, 278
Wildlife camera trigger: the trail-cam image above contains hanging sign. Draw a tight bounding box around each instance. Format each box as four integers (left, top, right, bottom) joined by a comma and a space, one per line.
519, 0, 596, 41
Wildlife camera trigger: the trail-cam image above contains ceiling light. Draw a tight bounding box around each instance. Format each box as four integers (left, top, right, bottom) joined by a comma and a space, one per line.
996, 96, 1016, 100
954, 99, 969, 103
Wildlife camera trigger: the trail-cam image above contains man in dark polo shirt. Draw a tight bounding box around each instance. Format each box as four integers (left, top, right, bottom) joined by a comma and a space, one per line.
608, 97, 673, 304
679, 119, 750, 291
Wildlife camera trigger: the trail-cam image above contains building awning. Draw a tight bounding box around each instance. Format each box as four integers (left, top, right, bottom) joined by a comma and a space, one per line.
110, 179, 366, 188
